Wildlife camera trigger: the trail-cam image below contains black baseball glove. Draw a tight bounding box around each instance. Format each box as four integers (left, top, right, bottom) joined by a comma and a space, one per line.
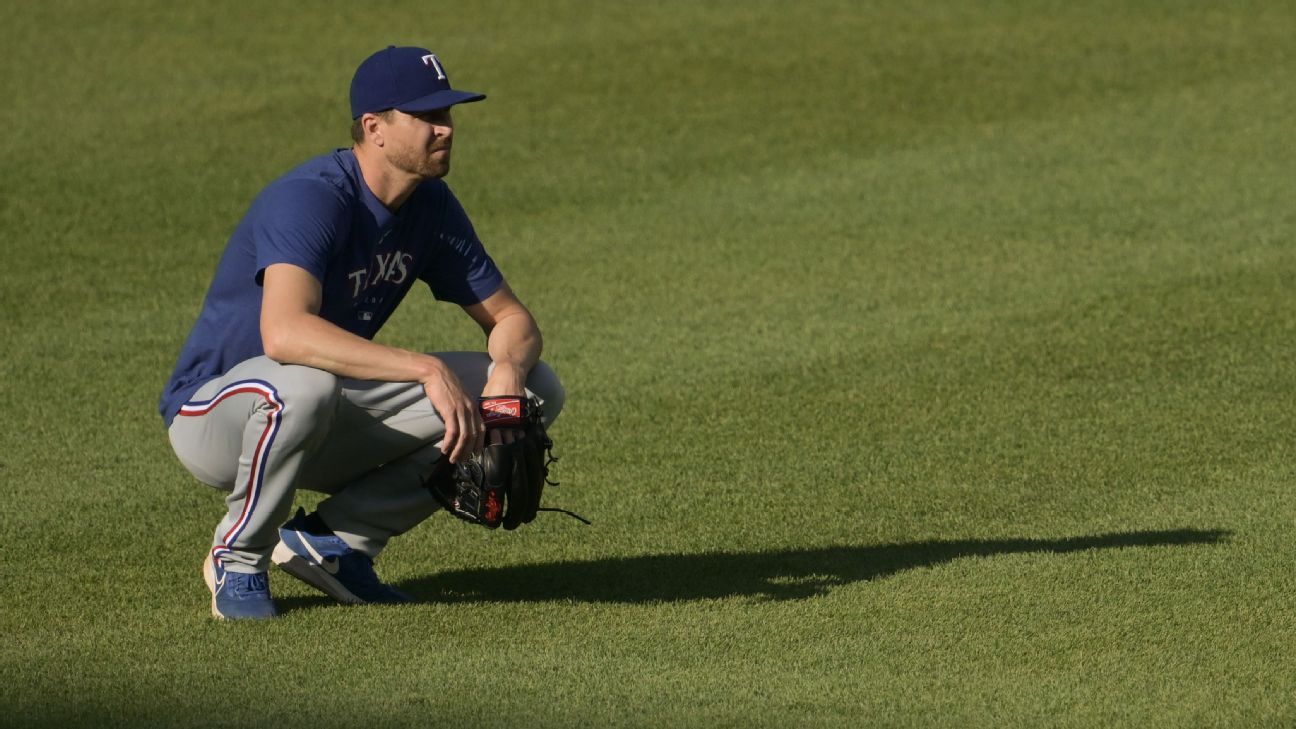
427, 396, 586, 530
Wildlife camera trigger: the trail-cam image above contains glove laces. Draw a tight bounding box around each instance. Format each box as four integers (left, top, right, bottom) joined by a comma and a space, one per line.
537, 506, 591, 525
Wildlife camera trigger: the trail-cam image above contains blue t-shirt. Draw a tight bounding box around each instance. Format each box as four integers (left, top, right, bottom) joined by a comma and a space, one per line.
158, 149, 503, 426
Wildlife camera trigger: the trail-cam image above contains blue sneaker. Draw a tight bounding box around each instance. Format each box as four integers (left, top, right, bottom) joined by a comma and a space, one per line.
271, 508, 412, 605
203, 556, 277, 620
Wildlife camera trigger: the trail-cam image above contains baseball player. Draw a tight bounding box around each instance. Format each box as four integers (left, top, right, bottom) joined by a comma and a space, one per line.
159, 46, 564, 620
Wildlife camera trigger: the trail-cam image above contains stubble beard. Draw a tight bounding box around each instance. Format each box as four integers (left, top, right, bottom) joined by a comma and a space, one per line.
389, 141, 450, 179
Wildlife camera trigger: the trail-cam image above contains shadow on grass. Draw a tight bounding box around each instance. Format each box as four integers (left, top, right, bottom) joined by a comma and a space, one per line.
274, 528, 1227, 612
391, 528, 1228, 605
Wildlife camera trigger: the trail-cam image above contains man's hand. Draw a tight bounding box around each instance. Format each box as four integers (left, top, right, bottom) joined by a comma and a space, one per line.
420, 359, 484, 463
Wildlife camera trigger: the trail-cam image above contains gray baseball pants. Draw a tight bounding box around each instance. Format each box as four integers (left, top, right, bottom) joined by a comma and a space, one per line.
167, 352, 564, 573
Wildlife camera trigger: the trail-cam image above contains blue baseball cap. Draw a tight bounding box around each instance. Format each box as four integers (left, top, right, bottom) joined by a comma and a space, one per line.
350, 46, 485, 119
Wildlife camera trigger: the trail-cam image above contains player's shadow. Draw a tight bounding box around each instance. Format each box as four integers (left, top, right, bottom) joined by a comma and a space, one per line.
392, 528, 1227, 605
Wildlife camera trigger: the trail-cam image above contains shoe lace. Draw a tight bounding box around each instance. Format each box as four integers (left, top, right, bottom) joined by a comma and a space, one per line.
242, 572, 270, 595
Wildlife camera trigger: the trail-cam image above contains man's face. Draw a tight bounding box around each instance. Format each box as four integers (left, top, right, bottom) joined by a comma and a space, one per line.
382, 108, 455, 179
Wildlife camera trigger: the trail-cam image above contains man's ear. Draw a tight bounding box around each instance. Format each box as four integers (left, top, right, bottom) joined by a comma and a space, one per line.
362, 113, 386, 147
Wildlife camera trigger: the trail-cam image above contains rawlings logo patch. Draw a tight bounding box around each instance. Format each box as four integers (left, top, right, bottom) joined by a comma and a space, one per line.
481, 397, 524, 425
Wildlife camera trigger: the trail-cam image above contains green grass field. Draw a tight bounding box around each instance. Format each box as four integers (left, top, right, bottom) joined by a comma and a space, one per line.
3, 1, 1295, 726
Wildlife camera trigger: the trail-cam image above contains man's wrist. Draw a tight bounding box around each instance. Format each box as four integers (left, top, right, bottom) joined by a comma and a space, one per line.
412, 353, 446, 384
483, 361, 528, 396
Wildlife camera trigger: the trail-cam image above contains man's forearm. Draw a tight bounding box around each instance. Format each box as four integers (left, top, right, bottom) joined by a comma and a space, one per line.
483, 311, 542, 395
263, 312, 439, 383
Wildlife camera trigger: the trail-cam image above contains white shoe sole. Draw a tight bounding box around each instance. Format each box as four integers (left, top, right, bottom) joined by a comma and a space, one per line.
271, 541, 363, 605
202, 557, 223, 620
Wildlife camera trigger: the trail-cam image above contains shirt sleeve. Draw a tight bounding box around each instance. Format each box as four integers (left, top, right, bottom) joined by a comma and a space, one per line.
250, 178, 351, 285
420, 186, 504, 305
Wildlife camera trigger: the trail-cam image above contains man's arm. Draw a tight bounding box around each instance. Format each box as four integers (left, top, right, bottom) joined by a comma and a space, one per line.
260, 262, 484, 462
462, 282, 543, 397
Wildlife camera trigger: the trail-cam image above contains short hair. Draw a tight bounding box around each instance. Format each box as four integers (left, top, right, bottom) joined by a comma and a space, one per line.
350, 110, 396, 144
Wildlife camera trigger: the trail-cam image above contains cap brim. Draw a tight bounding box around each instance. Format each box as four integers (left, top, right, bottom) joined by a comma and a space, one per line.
395, 89, 486, 113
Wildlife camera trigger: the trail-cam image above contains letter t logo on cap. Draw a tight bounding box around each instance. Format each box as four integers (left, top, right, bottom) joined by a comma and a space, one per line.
421, 54, 447, 80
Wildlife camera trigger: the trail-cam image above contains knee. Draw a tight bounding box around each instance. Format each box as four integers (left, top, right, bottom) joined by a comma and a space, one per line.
527, 361, 565, 425
271, 365, 341, 421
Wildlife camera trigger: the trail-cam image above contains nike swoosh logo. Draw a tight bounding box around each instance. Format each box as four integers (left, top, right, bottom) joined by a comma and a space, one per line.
301, 539, 340, 574
214, 571, 227, 591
